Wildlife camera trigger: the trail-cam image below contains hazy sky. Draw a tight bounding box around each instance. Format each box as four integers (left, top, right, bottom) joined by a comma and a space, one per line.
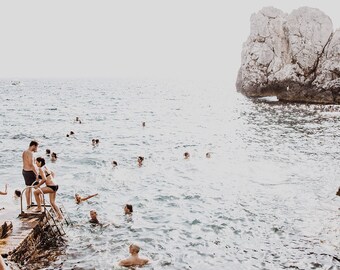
0, 0, 339, 85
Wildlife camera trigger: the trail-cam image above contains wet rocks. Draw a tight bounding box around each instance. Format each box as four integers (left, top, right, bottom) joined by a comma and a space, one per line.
236, 6, 340, 104
0, 221, 13, 239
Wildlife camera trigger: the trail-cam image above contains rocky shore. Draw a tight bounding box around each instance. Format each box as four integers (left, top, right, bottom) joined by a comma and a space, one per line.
236, 7, 340, 104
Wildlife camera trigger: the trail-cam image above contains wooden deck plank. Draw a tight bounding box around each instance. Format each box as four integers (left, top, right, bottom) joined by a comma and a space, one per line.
0, 203, 45, 256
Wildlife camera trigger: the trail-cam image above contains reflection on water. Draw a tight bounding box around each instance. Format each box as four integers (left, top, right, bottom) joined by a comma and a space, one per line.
0, 79, 339, 270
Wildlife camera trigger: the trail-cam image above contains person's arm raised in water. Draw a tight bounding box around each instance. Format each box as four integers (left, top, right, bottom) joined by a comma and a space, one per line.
0, 184, 7, 195
82, 193, 98, 202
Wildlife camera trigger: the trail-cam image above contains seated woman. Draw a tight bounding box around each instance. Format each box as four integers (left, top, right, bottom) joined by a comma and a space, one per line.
75, 193, 98, 204
33, 157, 63, 220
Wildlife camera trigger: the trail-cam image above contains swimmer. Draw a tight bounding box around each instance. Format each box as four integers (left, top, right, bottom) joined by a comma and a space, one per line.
89, 210, 100, 224
66, 134, 70, 138
92, 139, 96, 146
112, 161, 118, 168
124, 204, 133, 215
137, 156, 144, 167
0, 184, 7, 195
75, 193, 98, 204
14, 189, 21, 198
118, 244, 150, 267
51, 152, 57, 162
142, 122, 146, 127
95, 139, 100, 144
184, 152, 190, 159
206, 152, 211, 158
336, 187, 340, 196
46, 149, 51, 157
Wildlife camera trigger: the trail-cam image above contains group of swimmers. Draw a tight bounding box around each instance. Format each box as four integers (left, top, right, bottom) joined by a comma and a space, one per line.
45, 149, 58, 161
19, 122, 153, 267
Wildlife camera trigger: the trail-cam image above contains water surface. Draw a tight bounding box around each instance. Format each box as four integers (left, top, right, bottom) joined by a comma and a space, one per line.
0, 79, 339, 270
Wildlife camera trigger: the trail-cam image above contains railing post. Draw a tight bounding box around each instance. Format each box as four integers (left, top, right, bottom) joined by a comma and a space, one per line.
20, 186, 46, 215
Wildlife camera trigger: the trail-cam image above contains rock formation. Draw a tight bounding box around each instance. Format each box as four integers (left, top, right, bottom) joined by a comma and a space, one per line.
236, 6, 340, 104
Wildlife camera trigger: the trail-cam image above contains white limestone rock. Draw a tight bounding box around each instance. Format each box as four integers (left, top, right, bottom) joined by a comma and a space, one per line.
236, 6, 339, 104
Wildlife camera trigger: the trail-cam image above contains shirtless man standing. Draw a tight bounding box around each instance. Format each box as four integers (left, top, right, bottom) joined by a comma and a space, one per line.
22, 141, 39, 208
118, 244, 149, 267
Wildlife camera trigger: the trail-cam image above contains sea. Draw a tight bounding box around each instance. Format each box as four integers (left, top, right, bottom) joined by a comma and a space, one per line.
0, 79, 339, 270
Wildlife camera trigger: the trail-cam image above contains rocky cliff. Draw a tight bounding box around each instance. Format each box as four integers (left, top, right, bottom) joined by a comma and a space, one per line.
236, 7, 340, 104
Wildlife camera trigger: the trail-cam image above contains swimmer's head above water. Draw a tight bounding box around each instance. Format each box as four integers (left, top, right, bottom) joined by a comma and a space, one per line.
89, 210, 99, 224
129, 244, 140, 255
124, 204, 133, 215
137, 156, 144, 166
75, 193, 81, 203
14, 190, 21, 198
51, 152, 57, 161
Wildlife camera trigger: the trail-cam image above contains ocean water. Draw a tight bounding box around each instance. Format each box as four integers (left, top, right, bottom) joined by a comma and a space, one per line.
0, 79, 339, 270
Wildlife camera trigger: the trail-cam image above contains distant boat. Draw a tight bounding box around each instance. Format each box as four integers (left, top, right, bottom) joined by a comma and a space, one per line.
11, 81, 20, 86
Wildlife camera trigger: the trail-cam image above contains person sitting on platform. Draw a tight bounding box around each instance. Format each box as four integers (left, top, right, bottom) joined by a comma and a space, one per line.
118, 244, 150, 267
75, 193, 98, 204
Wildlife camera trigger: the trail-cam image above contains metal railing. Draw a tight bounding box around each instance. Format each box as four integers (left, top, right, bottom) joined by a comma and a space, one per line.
20, 185, 47, 215
20, 185, 67, 238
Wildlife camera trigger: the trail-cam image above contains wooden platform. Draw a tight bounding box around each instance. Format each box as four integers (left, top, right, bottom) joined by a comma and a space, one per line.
0, 207, 44, 257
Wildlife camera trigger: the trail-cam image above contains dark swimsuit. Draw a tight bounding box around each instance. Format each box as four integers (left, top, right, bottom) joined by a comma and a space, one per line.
38, 170, 58, 192
47, 185, 59, 192
22, 170, 38, 186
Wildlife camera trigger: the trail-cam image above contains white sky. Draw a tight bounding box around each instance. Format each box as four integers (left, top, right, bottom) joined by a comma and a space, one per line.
0, 0, 339, 85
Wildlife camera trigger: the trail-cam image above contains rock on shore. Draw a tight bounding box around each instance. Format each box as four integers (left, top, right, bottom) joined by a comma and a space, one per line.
236, 7, 340, 104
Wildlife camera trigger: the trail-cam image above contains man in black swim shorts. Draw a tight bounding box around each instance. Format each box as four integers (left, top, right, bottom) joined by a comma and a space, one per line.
22, 141, 39, 208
